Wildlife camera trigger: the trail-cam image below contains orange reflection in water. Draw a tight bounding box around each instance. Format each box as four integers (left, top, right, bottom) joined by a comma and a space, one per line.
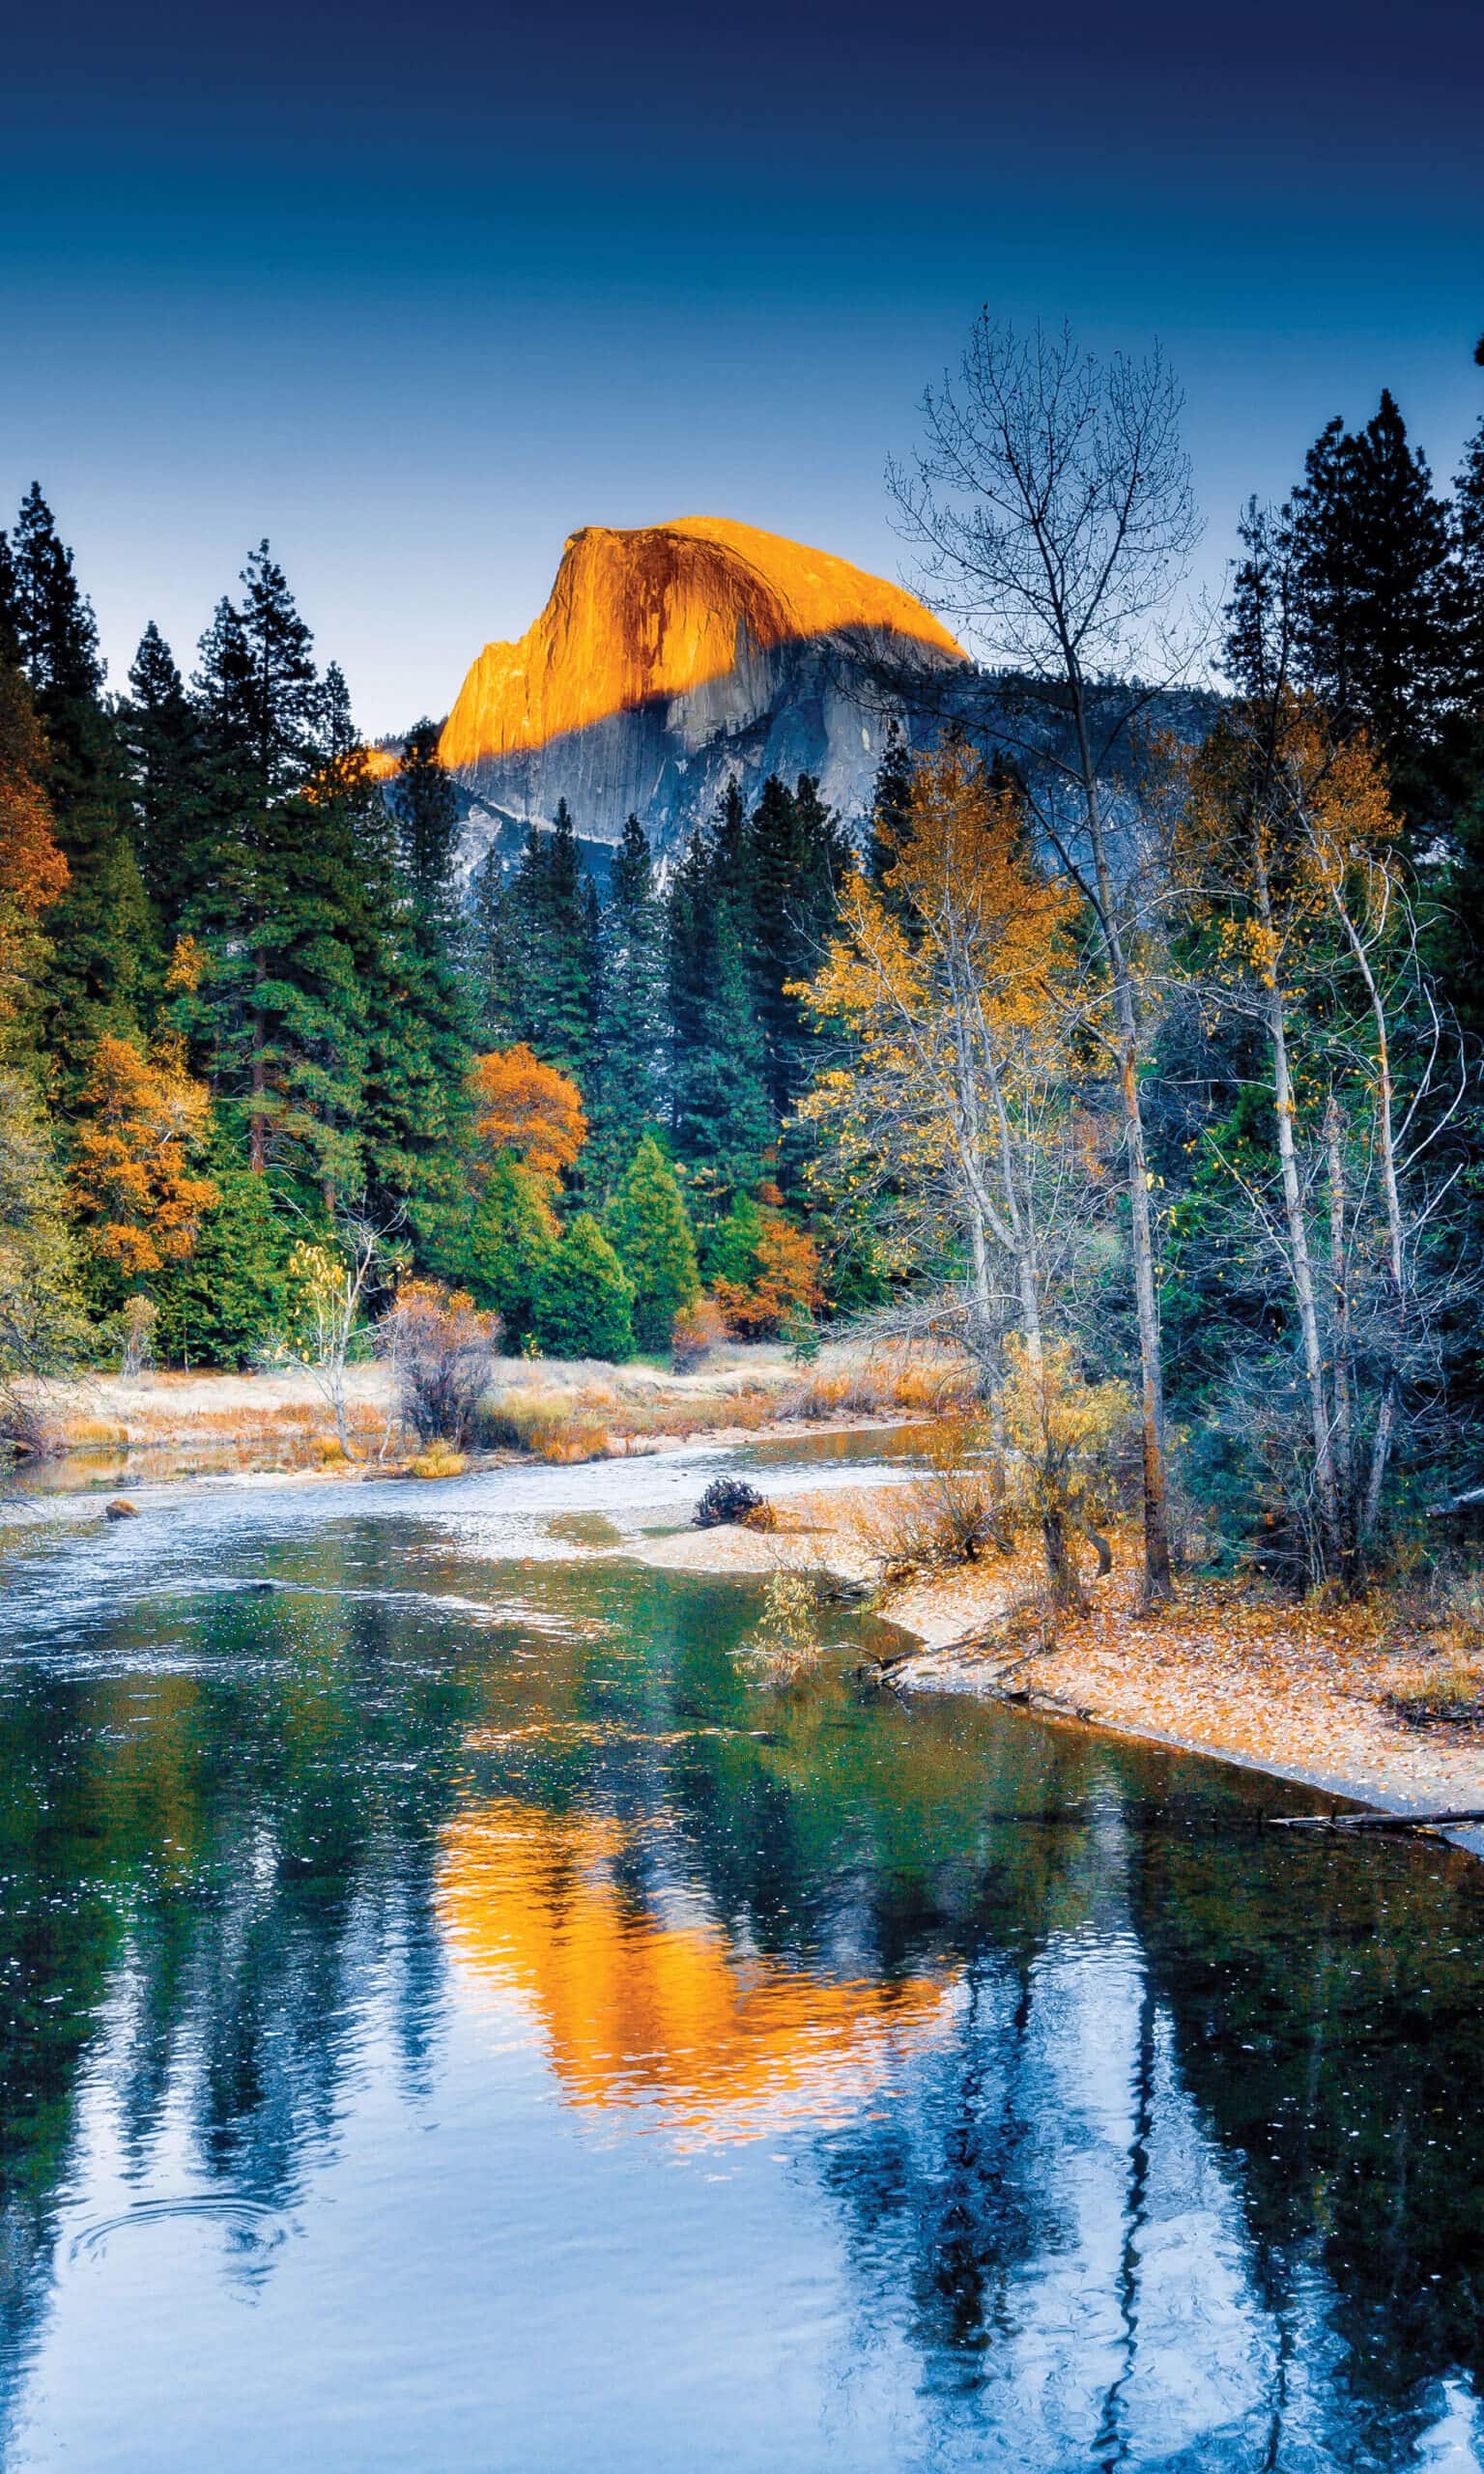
437, 1800, 956, 2147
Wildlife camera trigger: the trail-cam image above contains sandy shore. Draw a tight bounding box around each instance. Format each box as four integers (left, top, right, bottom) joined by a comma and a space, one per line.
636, 1480, 1484, 1829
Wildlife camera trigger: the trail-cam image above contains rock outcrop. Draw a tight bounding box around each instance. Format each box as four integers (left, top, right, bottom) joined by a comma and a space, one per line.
439, 517, 967, 851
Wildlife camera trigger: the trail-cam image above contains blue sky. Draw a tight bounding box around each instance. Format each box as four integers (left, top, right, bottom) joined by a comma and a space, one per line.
4, 0, 1480, 733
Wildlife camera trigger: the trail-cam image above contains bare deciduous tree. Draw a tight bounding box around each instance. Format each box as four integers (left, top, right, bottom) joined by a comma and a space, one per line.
890, 315, 1201, 1603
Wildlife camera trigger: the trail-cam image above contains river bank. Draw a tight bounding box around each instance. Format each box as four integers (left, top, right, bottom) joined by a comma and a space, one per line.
12, 1398, 1483, 1832
640, 1478, 1484, 1829
14, 1342, 963, 1486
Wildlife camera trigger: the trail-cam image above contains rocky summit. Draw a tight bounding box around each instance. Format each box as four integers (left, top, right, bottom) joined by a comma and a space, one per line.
438, 516, 967, 853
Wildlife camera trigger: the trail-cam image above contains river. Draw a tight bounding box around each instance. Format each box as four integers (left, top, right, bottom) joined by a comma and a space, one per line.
1, 1434, 1481, 2471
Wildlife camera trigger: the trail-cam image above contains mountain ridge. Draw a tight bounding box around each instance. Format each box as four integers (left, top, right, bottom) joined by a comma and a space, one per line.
438, 516, 967, 851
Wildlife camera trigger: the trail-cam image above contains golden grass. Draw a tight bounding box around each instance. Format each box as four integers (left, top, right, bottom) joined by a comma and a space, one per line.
778, 1355, 979, 1424
60, 1417, 130, 1449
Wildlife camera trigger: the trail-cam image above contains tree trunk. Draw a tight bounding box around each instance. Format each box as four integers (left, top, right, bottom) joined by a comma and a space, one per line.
1267, 986, 1344, 1577
1323, 1096, 1356, 1540
1070, 691, 1174, 1606
249, 953, 268, 1174
1042, 1505, 1089, 1617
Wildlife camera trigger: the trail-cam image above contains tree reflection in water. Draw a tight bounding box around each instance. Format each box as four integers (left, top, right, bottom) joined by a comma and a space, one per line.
0, 1493, 1481, 2471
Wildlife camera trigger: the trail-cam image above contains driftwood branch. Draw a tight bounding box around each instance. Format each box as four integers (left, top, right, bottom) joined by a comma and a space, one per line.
1269, 1807, 1484, 1833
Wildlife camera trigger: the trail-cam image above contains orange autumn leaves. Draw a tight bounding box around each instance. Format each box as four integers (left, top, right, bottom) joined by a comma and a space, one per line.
713, 1213, 822, 1338
68, 1036, 217, 1276
469, 1043, 586, 1184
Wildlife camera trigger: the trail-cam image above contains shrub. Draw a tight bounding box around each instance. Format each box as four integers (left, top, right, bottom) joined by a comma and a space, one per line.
850, 1418, 1010, 1582
695, 1476, 767, 1529
382, 1281, 500, 1447
777, 1352, 980, 1424
747, 1567, 826, 1683
532, 1215, 635, 1362
671, 1295, 728, 1371
603, 1136, 700, 1352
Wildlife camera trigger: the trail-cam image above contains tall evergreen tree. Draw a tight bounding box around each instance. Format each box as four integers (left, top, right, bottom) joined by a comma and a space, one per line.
749, 771, 849, 1128
1455, 396, 1484, 735
0, 531, 22, 670
1288, 392, 1454, 822
395, 719, 462, 921
467, 842, 505, 1045
122, 622, 207, 929
186, 548, 369, 1186
538, 798, 600, 1081
591, 813, 666, 1187
6, 487, 151, 1091
603, 1134, 699, 1352
865, 728, 913, 892
9, 483, 102, 705
532, 1210, 634, 1361
666, 789, 771, 1193
481, 802, 600, 1084
363, 721, 475, 1256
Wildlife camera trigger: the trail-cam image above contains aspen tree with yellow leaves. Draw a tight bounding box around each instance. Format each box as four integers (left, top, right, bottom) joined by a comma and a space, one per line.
892, 316, 1200, 1603
798, 743, 1124, 1608
799, 744, 1085, 1368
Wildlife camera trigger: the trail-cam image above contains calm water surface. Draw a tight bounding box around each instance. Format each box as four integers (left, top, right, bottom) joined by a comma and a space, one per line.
1, 1438, 1482, 2472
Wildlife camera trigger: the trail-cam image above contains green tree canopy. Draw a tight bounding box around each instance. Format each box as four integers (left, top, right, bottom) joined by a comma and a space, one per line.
603, 1134, 699, 1352
533, 1211, 634, 1362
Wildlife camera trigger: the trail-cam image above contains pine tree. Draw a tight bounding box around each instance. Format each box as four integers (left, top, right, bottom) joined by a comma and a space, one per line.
749, 772, 848, 1127
7, 487, 153, 1092
151, 1147, 296, 1367
591, 813, 666, 1187
395, 719, 462, 922
9, 483, 102, 704
264, 660, 376, 1197
0, 530, 22, 669
464, 1156, 557, 1339
186, 554, 371, 1188
364, 720, 474, 1259
0, 649, 68, 1071
706, 1192, 763, 1287
534, 799, 600, 1081
532, 1211, 634, 1361
478, 804, 599, 1083
1455, 403, 1484, 733
468, 843, 505, 1043
666, 788, 771, 1193
122, 622, 207, 929
603, 1134, 699, 1351
1221, 499, 1300, 705
1288, 391, 1454, 822
865, 729, 913, 896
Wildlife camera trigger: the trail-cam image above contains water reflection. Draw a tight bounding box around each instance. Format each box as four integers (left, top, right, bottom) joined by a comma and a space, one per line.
440, 1798, 956, 2143
0, 1468, 1481, 2470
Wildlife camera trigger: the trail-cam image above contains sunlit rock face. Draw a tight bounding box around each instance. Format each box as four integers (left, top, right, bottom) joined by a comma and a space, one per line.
439, 517, 968, 851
